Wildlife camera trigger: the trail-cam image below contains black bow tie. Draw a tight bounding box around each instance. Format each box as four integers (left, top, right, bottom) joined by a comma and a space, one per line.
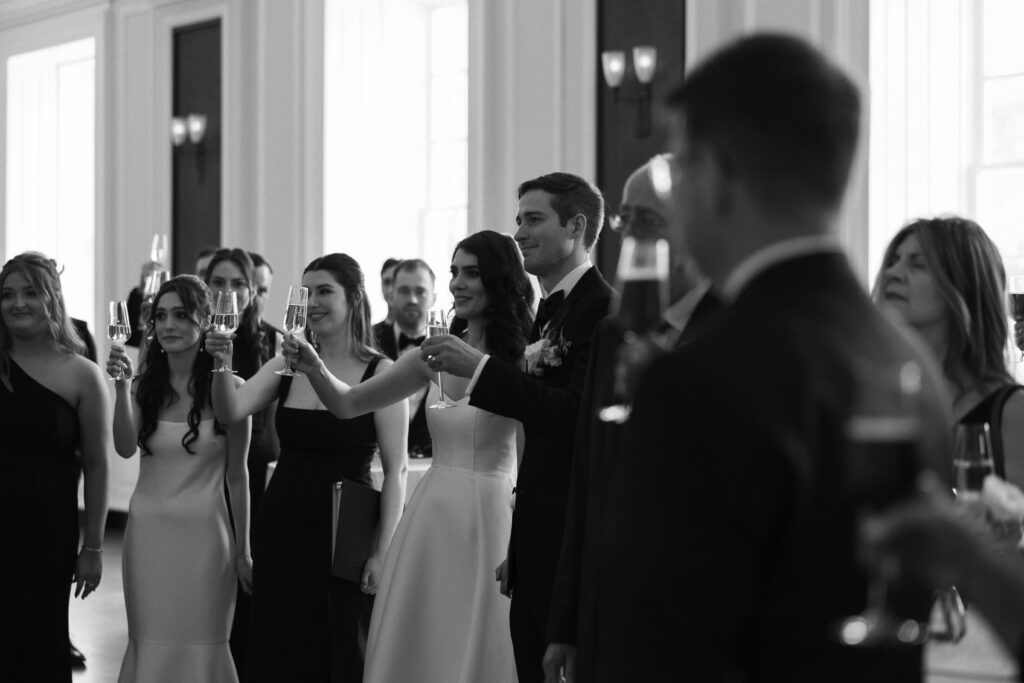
399, 332, 425, 349
535, 291, 566, 330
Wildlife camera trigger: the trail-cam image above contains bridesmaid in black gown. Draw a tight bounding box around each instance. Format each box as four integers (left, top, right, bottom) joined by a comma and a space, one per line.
208, 253, 408, 682
0, 252, 110, 682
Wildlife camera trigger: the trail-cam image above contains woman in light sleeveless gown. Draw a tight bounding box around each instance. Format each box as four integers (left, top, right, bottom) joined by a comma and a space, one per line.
285, 231, 534, 682
108, 275, 253, 683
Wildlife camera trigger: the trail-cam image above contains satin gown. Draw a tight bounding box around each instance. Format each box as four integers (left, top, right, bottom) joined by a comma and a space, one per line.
0, 359, 81, 682
363, 392, 519, 683
247, 360, 380, 683
119, 419, 238, 683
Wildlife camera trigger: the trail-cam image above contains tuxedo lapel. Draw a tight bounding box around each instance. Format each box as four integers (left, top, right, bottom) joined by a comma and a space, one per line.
545, 268, 604, 338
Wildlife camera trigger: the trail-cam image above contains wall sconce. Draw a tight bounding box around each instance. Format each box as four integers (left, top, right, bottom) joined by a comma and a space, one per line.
171, 113, 208, 182
601, 46, 658, 138
171, 114, 207, 146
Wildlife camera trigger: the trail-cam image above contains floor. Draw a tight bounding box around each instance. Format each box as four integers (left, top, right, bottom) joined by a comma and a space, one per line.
66, 525, 1018, 683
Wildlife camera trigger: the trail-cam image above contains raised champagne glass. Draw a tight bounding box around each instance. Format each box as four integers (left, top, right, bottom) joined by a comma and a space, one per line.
139, 268, 169, 332
1009, 277, 1024, 362
276, 286, 309, 377
107, 300, 131, 381
211, 291, 239, 373
427, 307, 452, 409
597, 236, 669, 424
836, 361, 930, 648
150, 233, 168, 266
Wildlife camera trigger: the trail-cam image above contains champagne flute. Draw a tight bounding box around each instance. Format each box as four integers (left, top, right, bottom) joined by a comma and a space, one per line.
1008, 277, 1024, 362
276, 286, 309, 377
150, 233, 168, 266
836, 361, 930, 648
427, 307, 452, 409
598, 236, 669, 423
139, 268, 169, 331
107, 300, 131, 381
211, 291, 239, 373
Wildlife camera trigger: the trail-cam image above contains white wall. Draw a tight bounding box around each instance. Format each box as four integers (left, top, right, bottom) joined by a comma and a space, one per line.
685, 0, 871, 279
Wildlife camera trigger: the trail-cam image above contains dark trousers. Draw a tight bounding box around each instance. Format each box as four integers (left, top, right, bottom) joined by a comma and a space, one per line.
510, 588, 546, 683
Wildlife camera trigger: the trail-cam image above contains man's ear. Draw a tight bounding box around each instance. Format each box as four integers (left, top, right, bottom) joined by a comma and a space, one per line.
567, 213, 587, 240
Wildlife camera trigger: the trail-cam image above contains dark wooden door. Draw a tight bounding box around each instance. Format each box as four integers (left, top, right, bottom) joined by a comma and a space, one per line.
596, 1, 685, 278
172, 19, 221, 275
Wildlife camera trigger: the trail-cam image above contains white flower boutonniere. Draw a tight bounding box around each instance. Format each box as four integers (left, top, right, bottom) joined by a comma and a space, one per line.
525, 329, 572, 376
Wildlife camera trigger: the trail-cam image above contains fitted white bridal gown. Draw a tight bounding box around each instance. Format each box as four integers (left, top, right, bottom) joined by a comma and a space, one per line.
364, 393, 519, 683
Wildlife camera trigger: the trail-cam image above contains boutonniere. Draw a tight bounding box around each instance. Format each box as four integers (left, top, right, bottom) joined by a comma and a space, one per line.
525, 329, 572, 376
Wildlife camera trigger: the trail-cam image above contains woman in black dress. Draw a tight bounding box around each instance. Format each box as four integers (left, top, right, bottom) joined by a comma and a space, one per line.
0, 252, 110, 681
207, 253, 408, 682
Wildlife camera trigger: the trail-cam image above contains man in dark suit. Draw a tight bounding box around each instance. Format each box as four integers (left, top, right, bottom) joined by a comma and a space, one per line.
543, 155, 721, 682
421, 172, 613, 682
588, 35, 953, 682
374, 259, 436, 458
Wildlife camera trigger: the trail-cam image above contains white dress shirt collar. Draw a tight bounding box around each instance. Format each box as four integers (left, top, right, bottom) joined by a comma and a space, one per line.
720, 234, 843, 303
545, 260, 593, 299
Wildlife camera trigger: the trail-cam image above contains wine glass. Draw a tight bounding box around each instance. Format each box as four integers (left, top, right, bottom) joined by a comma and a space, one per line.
836, 361, 931, 648
276, 286, 309, 377
953, 422, 995, 500
211, 291, 239, 373
107, 300, 131, 381
139, 268, 169, 331
150, 233, 168, 266
597, 236, 669, 424
1008, 277, 1024, 362
427, 307, 452, 409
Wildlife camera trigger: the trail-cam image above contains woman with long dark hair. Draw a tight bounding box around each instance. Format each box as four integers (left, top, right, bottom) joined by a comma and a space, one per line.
108, 275, 252, 682
0, 252, 110, 682
207, 253, 408, 682
281, 230, 533, 682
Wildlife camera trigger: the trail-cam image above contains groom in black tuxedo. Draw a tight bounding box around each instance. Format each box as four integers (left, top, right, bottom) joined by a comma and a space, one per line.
421, 172, 613, 682
590, 35, 954, 682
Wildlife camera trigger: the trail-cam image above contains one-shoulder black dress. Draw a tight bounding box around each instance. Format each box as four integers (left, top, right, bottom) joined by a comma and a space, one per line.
247, 359, 381, 682
0, 359, 81, 682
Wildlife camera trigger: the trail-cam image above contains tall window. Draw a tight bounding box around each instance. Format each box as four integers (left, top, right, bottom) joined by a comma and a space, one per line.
324, 0, 467, 316
4, 38, 95, 328
869, 0, 1024, 277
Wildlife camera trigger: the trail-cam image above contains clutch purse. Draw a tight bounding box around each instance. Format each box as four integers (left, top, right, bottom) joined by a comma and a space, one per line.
330, 479, 381, 583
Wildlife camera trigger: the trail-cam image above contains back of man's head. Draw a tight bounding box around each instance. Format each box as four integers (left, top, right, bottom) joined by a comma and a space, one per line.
518, 172, 606, 250
667, 34, 860, 214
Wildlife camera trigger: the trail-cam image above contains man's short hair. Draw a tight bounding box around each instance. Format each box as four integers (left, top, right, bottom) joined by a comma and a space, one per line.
517, 172, 605, 250
666, 33, 860, 212
394, 258, 435, 285
381, 258, 401, 276
249, 251, 273, 273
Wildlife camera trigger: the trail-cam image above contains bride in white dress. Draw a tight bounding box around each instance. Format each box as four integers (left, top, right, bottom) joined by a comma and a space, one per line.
285, 230, 534, 682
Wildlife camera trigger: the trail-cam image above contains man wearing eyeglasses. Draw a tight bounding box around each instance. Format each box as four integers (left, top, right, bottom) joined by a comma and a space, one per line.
542, 155, 721, 683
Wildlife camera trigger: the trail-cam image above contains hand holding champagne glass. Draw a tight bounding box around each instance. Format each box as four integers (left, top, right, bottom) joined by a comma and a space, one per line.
276, 286, 309, 377
598, 236, 669, 424
107, 300, 131, 381
427, 308, 452, 409
212, 291, 239, 373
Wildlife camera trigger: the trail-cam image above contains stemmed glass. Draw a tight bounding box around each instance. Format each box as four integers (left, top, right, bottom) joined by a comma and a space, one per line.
211, 291, 239, 373
140, 268, 169, 331
276, 286, 309, 377
1008, 277, 1024, 362
836, 361, 931, 648
597, 236, 669, 423
427, 307, 452, 409
150, 233, 168, 266
107, 300, 131, 381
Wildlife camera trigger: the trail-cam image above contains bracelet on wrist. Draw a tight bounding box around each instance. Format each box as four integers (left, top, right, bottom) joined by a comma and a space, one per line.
80, 545, 103, 553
